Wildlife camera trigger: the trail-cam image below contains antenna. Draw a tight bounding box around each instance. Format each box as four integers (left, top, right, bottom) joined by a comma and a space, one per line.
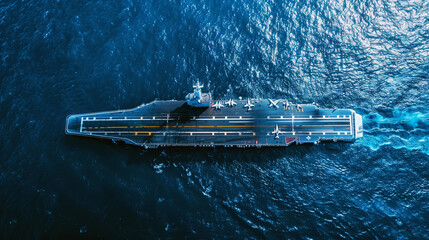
193, 80, 203, 91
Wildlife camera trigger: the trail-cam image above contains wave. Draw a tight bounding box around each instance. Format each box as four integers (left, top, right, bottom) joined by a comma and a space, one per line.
357, 108, 428, 154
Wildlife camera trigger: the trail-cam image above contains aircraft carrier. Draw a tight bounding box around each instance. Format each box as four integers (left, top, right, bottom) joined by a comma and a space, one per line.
65, 81, 363, 148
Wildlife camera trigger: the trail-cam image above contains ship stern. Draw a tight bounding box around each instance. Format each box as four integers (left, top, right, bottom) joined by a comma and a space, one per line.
354, 113, 363, 138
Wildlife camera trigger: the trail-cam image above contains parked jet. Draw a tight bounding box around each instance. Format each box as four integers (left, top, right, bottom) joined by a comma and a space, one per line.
268, 99, 281, 109
212, 101, 224, 110
225, 99, 237, 107
243, 98, 254, 111
283, 100, 292, 109
271, 124, 285, 139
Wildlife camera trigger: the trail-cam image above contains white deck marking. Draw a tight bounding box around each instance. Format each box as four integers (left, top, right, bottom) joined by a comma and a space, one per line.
273, 120, 349, 123
267, 116, 270, 119
82, 117, 348, 122
349, 115, 353, 135
281, 116, 283, 119
337, 115, 339, 118
82, 130, 347, 137
323, 115, 326, 118
82, 116, 351, 122
124, 117, 127, 119
80, 117, 83, 132
292, 115, 294, 133
225, 116, 227, 119
286, 117, 346, 120
83, 117, 256, 121
212, 116, 215, 119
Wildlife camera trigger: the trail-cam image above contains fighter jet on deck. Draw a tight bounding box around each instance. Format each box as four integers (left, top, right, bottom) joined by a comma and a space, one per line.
225, 99, 237, 107
212, 101, 224, 110
243, 98, 254, 111
271, 124, 285, 139
268, 99, 281, 109
283, 100, 292, 109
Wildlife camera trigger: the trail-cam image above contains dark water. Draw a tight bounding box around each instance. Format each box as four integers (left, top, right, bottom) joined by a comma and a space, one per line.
1, 0, 428, 238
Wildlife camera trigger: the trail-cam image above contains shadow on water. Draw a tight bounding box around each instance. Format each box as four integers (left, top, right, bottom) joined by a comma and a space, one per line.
80, 140, 352, 165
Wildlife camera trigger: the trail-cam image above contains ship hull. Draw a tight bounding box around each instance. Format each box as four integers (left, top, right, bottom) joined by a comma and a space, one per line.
66, 100, 363, 148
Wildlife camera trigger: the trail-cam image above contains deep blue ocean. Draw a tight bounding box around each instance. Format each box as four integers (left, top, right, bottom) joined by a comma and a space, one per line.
1, 0, 428, 239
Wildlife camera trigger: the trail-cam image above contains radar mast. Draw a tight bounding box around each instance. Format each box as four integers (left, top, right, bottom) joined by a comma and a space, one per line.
185, 81, 212, 107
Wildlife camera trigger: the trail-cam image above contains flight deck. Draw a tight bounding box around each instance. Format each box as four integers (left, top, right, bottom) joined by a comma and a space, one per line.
66, 96, 363, 148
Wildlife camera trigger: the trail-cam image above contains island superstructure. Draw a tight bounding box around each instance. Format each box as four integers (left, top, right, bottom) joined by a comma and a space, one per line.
66, 81, 363, 148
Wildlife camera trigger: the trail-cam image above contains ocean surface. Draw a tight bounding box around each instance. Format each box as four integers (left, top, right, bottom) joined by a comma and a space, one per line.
1, 0, 428, 239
